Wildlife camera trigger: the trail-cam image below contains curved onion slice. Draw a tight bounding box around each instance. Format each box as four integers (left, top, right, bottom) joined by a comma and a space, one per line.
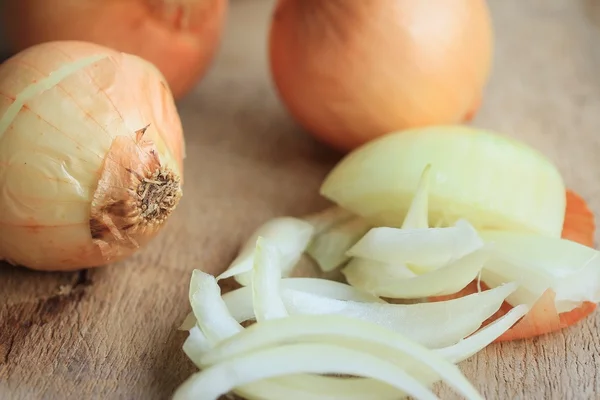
173, 343, 442, 400
347, 219, 484, 272
189, 270, 243, 343
217, 217, 314, 286
438, 305, 529, 363
343, 245, 491, 298
479, 230, 600, 312
306, 217, 371, 272
182, 326, 212, 367
180, 267, 518, 400
251, 237, 289, 321
185, 272, 417, 400
223, 282, 517, 348
179, 277, 384, 333
272, 278, 384, 303
345, 258, 418, 281
319, 126, 567, 238
401, 164, 431, 230
303, 206, 356, 234
199, 315, 483, 400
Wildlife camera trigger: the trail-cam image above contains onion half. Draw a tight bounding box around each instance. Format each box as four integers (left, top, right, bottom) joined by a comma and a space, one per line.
319, 126, 566, 238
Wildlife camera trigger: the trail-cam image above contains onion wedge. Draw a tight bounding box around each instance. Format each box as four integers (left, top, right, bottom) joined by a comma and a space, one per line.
217, 217, 314, 286
319, 126, 567, 238
223, 282, 517, 348
343, 245, 491, 298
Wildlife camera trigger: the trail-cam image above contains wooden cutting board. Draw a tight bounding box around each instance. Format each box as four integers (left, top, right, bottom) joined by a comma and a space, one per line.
2, 0, 600, 399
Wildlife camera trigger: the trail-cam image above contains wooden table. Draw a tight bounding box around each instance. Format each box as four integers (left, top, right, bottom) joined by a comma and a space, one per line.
2, 0, 600, 398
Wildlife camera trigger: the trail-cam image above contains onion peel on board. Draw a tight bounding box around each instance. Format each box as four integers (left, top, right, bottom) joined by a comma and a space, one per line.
430, 189, 597, 341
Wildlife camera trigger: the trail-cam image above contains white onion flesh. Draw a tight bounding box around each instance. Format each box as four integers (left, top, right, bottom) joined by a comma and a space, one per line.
178, 268, 519, 400
302, 206, 356, 234
199, 315, 483, 400
182, 326, 212, 368
438, 305, 529, 363
345, 257, 418, 281
319, 126, 567, 238
343, 245, 491, 298
478, 230, 600, 312
306, 217, 371, 272
401, 163, 432, 230
178, 276, 385, 333
188, 270, 243, 344
251, 237, 289, 321
173, 122, 600, 400
184, 271, 418, 400
347, 219, 484, 272
222, 282, 517, 348
173, 342, 441, 400
217, 217, 314, 286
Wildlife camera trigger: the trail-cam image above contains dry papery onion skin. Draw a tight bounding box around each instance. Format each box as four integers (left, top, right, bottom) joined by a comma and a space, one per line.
320, 125, 566, 238
0, 41, 185, 271
0, 0, 228, 99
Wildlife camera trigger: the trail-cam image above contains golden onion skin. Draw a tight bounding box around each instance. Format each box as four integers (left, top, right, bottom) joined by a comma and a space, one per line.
0, 41, 185, 271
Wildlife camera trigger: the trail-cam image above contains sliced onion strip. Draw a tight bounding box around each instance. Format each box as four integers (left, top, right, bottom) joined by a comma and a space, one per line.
199, 314, 483, 400
182, 326, 212, 368
437, 304, 529, 363
173, 342, 442, 400
251, 237, 289, 321
306, 217, 371, 272
479, 230, 600, 312
217, 217, 314, 286
223, 282, 517, 348
347, 219, 484, 273
189, 270, 243, 344
343, 245, 491, 298
401, 163, 431, 230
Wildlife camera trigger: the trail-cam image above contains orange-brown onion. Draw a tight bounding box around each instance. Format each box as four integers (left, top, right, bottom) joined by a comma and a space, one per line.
268, 0, 493, 151
0, 0, 228, 99
0, 41, 185, 271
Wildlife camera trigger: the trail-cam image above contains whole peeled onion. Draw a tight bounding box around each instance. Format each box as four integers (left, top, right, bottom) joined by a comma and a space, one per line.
269, 0, 494, 151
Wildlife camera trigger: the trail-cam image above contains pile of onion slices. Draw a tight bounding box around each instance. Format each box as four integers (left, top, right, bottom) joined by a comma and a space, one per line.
174, 162, 600, 399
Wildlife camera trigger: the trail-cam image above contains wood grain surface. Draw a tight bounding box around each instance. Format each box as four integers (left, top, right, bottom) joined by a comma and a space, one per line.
2, 0, 600, 399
